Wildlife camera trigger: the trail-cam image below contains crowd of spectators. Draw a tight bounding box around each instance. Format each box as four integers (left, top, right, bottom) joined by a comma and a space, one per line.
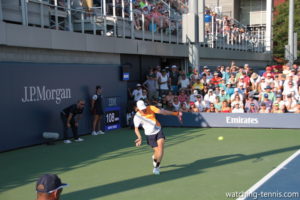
128, 63, 300, 114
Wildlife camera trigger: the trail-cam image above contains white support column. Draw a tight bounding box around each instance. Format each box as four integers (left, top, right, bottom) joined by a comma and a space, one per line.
288, 0, 294, 65
67, 0, 73, 31
198, 0, 204, 43
265, 0, 272, 52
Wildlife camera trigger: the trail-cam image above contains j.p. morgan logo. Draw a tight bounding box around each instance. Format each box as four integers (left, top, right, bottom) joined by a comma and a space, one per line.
21, 86, 71, 104
226, 116, 259, 124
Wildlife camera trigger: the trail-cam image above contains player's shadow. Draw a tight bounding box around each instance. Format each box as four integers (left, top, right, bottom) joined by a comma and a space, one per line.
62, 145, 300, 200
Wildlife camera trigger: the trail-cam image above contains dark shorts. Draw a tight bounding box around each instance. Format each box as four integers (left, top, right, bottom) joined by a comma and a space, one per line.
146, 130, 165, 148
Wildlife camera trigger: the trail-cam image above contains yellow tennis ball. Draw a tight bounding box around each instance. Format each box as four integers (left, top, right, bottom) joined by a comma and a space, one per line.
218, 136, 224, 141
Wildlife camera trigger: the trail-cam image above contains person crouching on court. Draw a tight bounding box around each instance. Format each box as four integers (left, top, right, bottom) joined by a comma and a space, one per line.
60, 100, 85, 144
133, 100, 182, 175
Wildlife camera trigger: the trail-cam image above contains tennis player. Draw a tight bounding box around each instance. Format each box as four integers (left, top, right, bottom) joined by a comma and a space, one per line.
133, 100, 182, 175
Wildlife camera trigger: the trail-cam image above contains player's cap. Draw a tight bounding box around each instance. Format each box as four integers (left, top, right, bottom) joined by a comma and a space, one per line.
136, 100, 147, 110
36, 174, 68, 194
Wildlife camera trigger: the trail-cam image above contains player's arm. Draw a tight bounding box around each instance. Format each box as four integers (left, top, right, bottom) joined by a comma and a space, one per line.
133, 116, 142, 146
134, 127, 142, 146
154, 106, 183, 122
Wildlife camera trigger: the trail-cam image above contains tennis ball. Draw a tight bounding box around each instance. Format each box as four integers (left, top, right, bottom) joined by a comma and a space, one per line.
218, 136, 224, 141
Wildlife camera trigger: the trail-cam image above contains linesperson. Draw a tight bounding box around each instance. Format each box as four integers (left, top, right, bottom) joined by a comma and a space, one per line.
133, 100, 182, 175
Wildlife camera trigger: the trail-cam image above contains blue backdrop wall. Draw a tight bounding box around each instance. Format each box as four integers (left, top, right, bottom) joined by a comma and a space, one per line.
0, 62, 128, 152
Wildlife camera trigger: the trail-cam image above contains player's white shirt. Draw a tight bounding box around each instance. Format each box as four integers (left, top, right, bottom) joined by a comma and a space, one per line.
133, 106, 161, 136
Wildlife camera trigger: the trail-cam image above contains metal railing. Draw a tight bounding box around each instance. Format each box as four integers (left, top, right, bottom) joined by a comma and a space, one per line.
0, 0, 266, 52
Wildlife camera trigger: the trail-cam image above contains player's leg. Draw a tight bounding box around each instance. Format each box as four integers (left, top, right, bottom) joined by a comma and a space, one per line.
92, 114, 100, 135
153, 138, 165, 166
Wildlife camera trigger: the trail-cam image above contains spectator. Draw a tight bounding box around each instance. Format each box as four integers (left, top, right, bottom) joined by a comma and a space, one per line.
245, 95, 259, 112
169, 65, 180, 94
210, 72, 222, 88
272, 103, 283, 113
178, 74, 190, 92
36, 174, 68, 200
260, 85, 275, 102
230, 88, 243, 102
158, 69, 169, 96
283, 81, 299, 99
178, 90, 188, 104
274, 94, 285, 111
260, 94, 273, 111
165, 90, 174, 102
214, 96, 222, 112
258, 77, 268, 93
207, 103, 217, 113
223, 67, 231, 82
129, 84, 143, 101
189, 102, 199, 112
218, 88, 229, 102
91, 85, 105, 136
195, 95, 206, 112
259, 103, 270, 113
172, 96, 181, 111
143, 73, 158, 102
295, 102, 300, 113
284, 94, 297, 113
165, 100, 175, 111
250, 72, 261, 91
227, 73, 237, 86
221, 100, 231, 113
232, 103, 244, 113
192, 78, 203, 92
204, 89, 216, 104
231, 95, 243, 108
247, 103, 258, 113
190, 90, 199, 103
179, 102, 189, 112
60, 100, 85, 144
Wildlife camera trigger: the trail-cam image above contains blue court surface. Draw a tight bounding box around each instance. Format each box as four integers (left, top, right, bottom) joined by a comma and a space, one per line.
238, 150, 300, 200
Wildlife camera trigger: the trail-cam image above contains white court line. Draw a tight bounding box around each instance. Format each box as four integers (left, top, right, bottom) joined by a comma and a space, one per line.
236, 149, 300, 200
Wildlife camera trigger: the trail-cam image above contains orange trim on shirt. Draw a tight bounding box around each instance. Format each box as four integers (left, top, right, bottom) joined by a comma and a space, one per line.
139, 106, 161, 127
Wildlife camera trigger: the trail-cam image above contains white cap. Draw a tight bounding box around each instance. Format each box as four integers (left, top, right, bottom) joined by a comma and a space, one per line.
234, 88, 239, 92
193, 90, 198, 95
171, 65, 177, 69
136, 100, 147, 110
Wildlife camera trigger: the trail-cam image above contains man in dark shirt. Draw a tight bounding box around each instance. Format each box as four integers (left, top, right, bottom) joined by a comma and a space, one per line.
60, 100, 85, 143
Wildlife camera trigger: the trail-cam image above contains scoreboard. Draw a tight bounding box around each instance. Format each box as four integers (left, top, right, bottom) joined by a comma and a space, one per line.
104, 97, 121, 131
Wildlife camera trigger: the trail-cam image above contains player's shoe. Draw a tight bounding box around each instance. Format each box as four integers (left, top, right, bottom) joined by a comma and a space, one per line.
153, 167, 160, 175
74, 138, 84, 142
64, 140, 72, 144
97, 131, 105, 135
152, 155, 157, 167
91, 131, 98, 136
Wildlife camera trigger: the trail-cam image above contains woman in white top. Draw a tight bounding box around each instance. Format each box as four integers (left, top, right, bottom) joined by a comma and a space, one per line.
158, 70, 169, 95
172, 96, 181, 111
231, 103, 244, 113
